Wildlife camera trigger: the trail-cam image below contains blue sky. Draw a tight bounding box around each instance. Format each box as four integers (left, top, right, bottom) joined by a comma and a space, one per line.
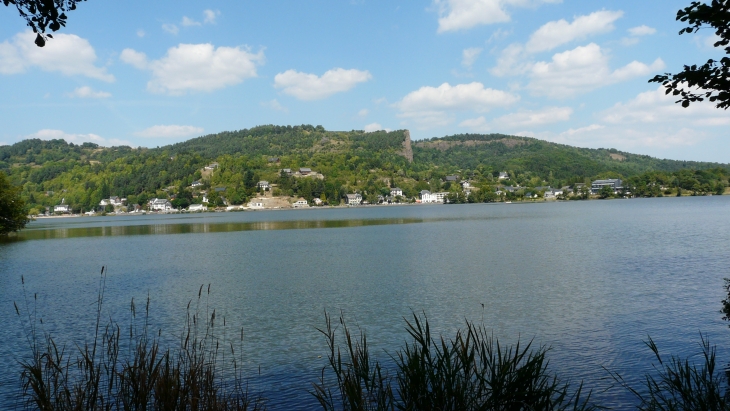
1, 0, 729, 162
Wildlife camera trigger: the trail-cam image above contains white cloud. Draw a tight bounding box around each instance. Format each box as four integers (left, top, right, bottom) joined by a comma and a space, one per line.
27, 129, 131, 147
492, 10, 623, 76
134, 125, 204, 138
434, 0, 562, 33
203, 10, 221, 24
67, 86, 111, 99
526, 10, 623, 53
0, 31, 114, 81
181, 16, 201, 27
261, 99, 288, 113
358, 108, 369, 117
527, 43, 664, 97
121, 44, 264, 95
162, 24, 179, 35
396, 82, 519, 129
274, 68, 371, 100
136, 29, 146, 38
601, 85, 730, 127
462, 47, 482, 68
628, 25, 656, 36
364, 123, 391, 132
459, 106, 572, 131
119, 48, 148, 69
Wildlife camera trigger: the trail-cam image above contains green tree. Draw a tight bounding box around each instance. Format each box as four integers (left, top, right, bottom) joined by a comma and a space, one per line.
0, 171, 29, 234
650, 1, 730, 109
598, 185, 614, 199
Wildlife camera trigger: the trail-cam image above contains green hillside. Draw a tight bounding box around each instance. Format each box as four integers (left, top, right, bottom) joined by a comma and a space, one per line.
0, 125, 727, 213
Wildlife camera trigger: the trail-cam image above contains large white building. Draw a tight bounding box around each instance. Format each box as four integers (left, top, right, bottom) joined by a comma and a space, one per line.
420, 190, 448, 203
149, 198, 172, 211
390, 187, 403, 197
345, 193, 362, 205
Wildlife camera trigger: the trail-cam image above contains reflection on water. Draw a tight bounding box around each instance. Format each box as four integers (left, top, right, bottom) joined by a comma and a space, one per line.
0, 217, 477, 242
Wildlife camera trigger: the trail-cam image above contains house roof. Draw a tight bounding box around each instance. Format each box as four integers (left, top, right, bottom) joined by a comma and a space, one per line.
445, 175, 458, 181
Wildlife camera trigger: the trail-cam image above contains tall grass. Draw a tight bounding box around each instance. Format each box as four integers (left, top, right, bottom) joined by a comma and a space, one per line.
15, 267, 266, 411
607, 336, 729, 411
312, 311, 598, 411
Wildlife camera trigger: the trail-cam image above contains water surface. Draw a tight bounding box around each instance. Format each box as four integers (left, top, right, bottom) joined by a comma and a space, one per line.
2, 198, 729, 409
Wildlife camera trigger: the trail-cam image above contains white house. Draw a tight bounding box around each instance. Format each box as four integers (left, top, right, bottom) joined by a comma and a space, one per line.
345, 193, 362, 205
54, 204, 70, 214
293, 199, 309, 208
544, 188, 564, 199
188, 204, 206, 212
313, 197, 323, 205
498, 172, 509, 180
149, 198, 172, 211
390, 187, 403, 197
191, 180, 203, 188
257, 180, 270, 190
204, 162, 219, 171
462, 181, 472, 190
248, 201, 264, 209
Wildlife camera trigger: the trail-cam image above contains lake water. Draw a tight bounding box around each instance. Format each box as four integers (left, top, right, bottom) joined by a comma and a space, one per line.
1, 197, 730, 409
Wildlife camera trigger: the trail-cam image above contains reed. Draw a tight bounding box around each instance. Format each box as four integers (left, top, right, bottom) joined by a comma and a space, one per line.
15, 267, 266, 411
312, 311, 598, 411
607, 335, 729, 411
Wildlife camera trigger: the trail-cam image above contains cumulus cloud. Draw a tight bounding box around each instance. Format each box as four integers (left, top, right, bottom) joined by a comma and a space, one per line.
274, 68, 371, 100
364, 123, 391, 132
434, 0, 561, 33
0, 31, 114, 81
527, 43, 664, 97
396, 82, 519, 129
600, 85, 730, 127
462, 47, 482, 68
121, 43, 264, 94
134, 125, 204, 138
628, 25, 656, 36
203, 10, 220, 24
27, 129, 131, 147
181, 16, 201, 27
525, 10, 623, 53
492, 10, 623, 76
261, 99, 288, 113
67, 86, 111, 99
459, 106, 572, 131
162, 24, 179, 35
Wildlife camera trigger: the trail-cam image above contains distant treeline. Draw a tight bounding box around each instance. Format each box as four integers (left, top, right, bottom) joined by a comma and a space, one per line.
0, 126, 728, 212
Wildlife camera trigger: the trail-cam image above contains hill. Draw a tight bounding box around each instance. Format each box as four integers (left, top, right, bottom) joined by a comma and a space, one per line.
0, 125, 727, 212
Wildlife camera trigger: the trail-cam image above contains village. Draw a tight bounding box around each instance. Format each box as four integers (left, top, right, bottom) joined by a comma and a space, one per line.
42, 161, 627, 216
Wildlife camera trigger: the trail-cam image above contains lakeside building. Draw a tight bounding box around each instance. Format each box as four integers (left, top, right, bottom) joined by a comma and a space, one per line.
591, 179, 623, 194
293, 199, 309, 208
345, 193, 362, 205
258, 181, 270, 190
53, 204, 70, 214
420, 191, 448, 203
390, 187, 403, 197
188, 204, 206, 212
149, 198, 172, 211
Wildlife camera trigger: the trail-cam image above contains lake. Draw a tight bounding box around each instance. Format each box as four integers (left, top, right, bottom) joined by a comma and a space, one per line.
1, 197, 729, 409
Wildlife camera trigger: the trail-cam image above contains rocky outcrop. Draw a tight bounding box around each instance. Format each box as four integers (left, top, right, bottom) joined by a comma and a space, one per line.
400, 130, 413, 163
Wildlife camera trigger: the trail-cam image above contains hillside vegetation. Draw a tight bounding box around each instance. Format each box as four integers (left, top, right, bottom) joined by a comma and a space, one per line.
0, 125, 727, 212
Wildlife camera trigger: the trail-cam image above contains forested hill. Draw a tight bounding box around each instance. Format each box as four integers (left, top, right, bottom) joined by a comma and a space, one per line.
0, 125, 727, 212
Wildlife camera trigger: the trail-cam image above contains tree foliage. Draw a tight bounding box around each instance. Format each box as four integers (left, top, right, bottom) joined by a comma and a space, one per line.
650, 0, 730, 108
0, 171, 28, 235
2, 0, 86, 47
